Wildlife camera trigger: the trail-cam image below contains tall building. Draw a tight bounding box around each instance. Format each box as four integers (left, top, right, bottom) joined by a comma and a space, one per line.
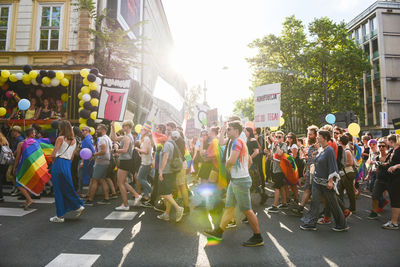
347, 0, 400, 135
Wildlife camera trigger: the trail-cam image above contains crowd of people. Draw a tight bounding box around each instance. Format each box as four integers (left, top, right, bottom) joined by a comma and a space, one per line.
0, 116, 399, 247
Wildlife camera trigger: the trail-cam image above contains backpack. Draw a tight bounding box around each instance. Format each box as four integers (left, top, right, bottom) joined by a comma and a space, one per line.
0, 145, 14, 165
170, 140, 183, 173
337, 146, 347, 170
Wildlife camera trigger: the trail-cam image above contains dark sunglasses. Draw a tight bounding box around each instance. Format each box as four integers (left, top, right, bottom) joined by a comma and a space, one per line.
378, 145, 386, 148
334, 132, 340, 135
277, 136, 283, 139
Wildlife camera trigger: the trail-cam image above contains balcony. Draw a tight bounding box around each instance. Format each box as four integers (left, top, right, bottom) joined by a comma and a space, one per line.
363, 34, 370, 42
371, 29, 377, 37
373, 50, 379, 59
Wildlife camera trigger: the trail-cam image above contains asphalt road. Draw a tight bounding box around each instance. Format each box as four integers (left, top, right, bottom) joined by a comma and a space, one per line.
0, 184, 399, 267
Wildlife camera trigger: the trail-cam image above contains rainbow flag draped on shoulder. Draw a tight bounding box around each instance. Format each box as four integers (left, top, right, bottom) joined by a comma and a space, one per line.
207, 138, 228, 189
354, 143, 364, 181
16, 138, 51, 196
37, 138, 54, 165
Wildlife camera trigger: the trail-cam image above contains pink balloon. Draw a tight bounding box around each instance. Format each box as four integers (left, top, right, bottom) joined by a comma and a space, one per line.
80, 148, 92, 160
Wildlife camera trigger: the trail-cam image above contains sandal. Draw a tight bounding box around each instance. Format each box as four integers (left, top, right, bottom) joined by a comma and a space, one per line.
20, 202, 34, 210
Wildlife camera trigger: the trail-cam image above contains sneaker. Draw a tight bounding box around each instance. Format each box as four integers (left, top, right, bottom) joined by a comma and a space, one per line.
115, 204, 130, 211
75, 206, 85, 218
84, 200, 94, 206
278, 203, 289, 210
133, 195, 142, 206
11, 190, 20, 196
242, 234, 264, 247
176, 206, 184, 222
300, 224, 317, 231
317, 217, 332, 225
265, 206, 279, 213
203, 229, 223, 241
331, 226, 350, 232
110, 194, 119, 199
31, 195, 41, 199
226, 220, 237, 229
140, 201, 153, 208
291, 206, 304, 216
344, 209, 352, 219
49, 216, 64, 223
157, 213, 170, 221
97, 199, 111, 205
183, 206, 190, 216
367, 211, 378, 220
382, 221, 399, 230
154, 201, 166, 212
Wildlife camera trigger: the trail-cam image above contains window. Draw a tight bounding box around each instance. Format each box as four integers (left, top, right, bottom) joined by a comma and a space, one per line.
370, 17, 377, 31
355, 28, 360, 41
0, 5, 11, 51
37, 5, 63, 51
362, 22, 369, 36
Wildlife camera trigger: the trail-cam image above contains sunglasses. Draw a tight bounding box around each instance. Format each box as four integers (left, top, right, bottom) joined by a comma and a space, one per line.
378, 145, 386, 148
334, 132, 340, 135
287, 136, 293, 139
277, 136, 283, 139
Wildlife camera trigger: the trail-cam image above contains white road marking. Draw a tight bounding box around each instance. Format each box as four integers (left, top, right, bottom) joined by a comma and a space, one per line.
131, 221, 141, 239
360, 193, 371, 199
195, 232, 211, 267
117, 241, 134, 267
263, 210, 271, 219
138, 211, 145, 218
0, 207, 36, 217
280, 222, 293, 233
104, 211, 137, 220
45, 253, 100, 267
3, 196, 55, 204
80, 228, 123, 241
323, 256, 339, 267
267, 232, 296, 267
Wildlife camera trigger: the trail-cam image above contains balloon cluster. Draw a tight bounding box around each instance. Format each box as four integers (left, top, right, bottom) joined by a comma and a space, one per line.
78, 68, 102, 135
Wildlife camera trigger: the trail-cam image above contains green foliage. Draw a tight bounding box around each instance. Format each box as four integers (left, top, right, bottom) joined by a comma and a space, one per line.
233, 96, 254, 120
236, 16, 370, 133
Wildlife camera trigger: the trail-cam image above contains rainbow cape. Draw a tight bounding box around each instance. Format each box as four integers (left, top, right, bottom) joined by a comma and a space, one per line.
37, 138, 54, 165
16, 138, 51, 196
207, 138, 228, 189
274, 152, 298, 185
354, 143, 363, 181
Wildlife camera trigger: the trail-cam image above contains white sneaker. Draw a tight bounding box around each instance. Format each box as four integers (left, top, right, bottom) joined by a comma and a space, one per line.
176, 206, 184, 222
49, 216, 65, 223
157, 213, 170, 221
115, 204, 130, 211
75, 206, 85, 218
133, 195, 142, 206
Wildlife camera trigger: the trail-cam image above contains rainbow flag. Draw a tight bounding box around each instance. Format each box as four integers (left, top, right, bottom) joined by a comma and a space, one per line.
152, 132, 168, 144
274, 152, 298, 185
184, 148, 195, 173
37, 138, 54, 165
354, 144, 363, 181
16, 138, 51, 196
207, 138, 228, 189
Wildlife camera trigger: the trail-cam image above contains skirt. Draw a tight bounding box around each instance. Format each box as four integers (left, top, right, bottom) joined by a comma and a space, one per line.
51, 158, 83, 217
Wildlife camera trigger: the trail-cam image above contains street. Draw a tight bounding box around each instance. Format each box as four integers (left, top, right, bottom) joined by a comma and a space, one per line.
0, 185, 399, 267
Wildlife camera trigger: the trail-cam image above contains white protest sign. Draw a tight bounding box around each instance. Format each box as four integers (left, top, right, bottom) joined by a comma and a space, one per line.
254, 83, 281, 127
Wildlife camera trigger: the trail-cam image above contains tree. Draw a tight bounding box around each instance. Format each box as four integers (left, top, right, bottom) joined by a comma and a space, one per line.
184, 85, 203, 119
235, 16, 370, 133
233, 96, 254, 120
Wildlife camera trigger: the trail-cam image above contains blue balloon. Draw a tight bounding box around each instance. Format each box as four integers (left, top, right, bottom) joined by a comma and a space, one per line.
325, 114, 336, 124
18, 98, 31, 111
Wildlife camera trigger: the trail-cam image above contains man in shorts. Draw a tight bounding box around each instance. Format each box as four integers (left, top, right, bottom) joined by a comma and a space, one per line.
84, 124, 112, 206
204, 121, 263, 247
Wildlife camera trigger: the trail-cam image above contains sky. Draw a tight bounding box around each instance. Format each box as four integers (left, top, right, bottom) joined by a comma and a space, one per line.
162, 0, 376, 118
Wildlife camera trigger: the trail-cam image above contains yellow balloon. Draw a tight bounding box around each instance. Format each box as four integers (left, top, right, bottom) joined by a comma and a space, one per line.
89, 82, 97, 91
135, 124, 142, 134
78, 92, 83, 100
79, 100, 85, 107
0, 107, 6, 116
280, 117, 285, 127
78, 107, 84, 113
1, 70, 10, 78
65, 74, 72, 80
0, 76, 8, 83
90, 98, 99, 107
114, 122, 122, 133
42, 76, 51, 85
348, 123, 360, 136
22, 78, 31, 85
29, 70, 38, 79
79, 118, 87, 124
61, 93, 68, 102
270, 126, 278, 131
83, 78, 90, 86
79, 123, 87, 130
81, 86, 90, 94
0, 81, 4, 87
60, 78, 69, 87
9, 74, 17, 82
90, 111, 97, 120
80, 69, 89, 78
55, 71, 64, 80
89, 127, 95, 135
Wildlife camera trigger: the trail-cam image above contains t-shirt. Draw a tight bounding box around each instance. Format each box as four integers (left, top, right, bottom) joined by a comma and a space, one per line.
246, 138, 259, 157
271, 142, 288, 173
227, 138, 249, 178
160, 140, 174, 174
305, 145, 318, 180
140, 136, 153, 165
313, 146, 339, 186
96, 135, 111, 165
388, 147, 400, 177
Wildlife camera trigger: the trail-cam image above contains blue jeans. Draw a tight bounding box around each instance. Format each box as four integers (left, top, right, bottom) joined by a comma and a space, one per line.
137, 164, 152, 197
225, 176, 252, 211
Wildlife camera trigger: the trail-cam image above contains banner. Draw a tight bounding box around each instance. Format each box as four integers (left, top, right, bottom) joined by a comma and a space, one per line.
98, 78, 130, 122
393, 118, 400, 135
380, 112, 388, 128
206, 108, 218, 127
254, 83, 281, 127
194, 104, 209, 129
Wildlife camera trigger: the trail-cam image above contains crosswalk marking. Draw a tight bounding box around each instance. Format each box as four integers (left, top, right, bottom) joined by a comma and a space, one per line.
267, 232, 296, 267
80, 227, 123, 241
323, 256, 339, 267
0, 207, 36, 217
3, 196, 55, 204
195, 232, 211, 267
104, 211, 137, 220
279, 222, 293, 233
45, 253, 100, 267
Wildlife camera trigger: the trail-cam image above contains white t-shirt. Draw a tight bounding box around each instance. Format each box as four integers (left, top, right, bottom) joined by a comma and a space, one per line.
226, 138, 249, 178
96, 135, 111, 164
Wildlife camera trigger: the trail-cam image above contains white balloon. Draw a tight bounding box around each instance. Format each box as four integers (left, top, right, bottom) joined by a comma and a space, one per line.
95, 77, 102, 85
31, 79, 38, 86
95, 119, 103, 123
51, 78, 60, 86
16, 73, 23, 80
82, 93, 91, 102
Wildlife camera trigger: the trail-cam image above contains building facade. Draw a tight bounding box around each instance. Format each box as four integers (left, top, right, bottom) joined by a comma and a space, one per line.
347, 0, 400, 134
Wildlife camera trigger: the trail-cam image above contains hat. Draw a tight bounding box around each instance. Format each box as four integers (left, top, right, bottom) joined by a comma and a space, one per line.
171, 131, 180, 140
368, 139, 377, 146
143, 123, 152, 132
11, 126, 21, 133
